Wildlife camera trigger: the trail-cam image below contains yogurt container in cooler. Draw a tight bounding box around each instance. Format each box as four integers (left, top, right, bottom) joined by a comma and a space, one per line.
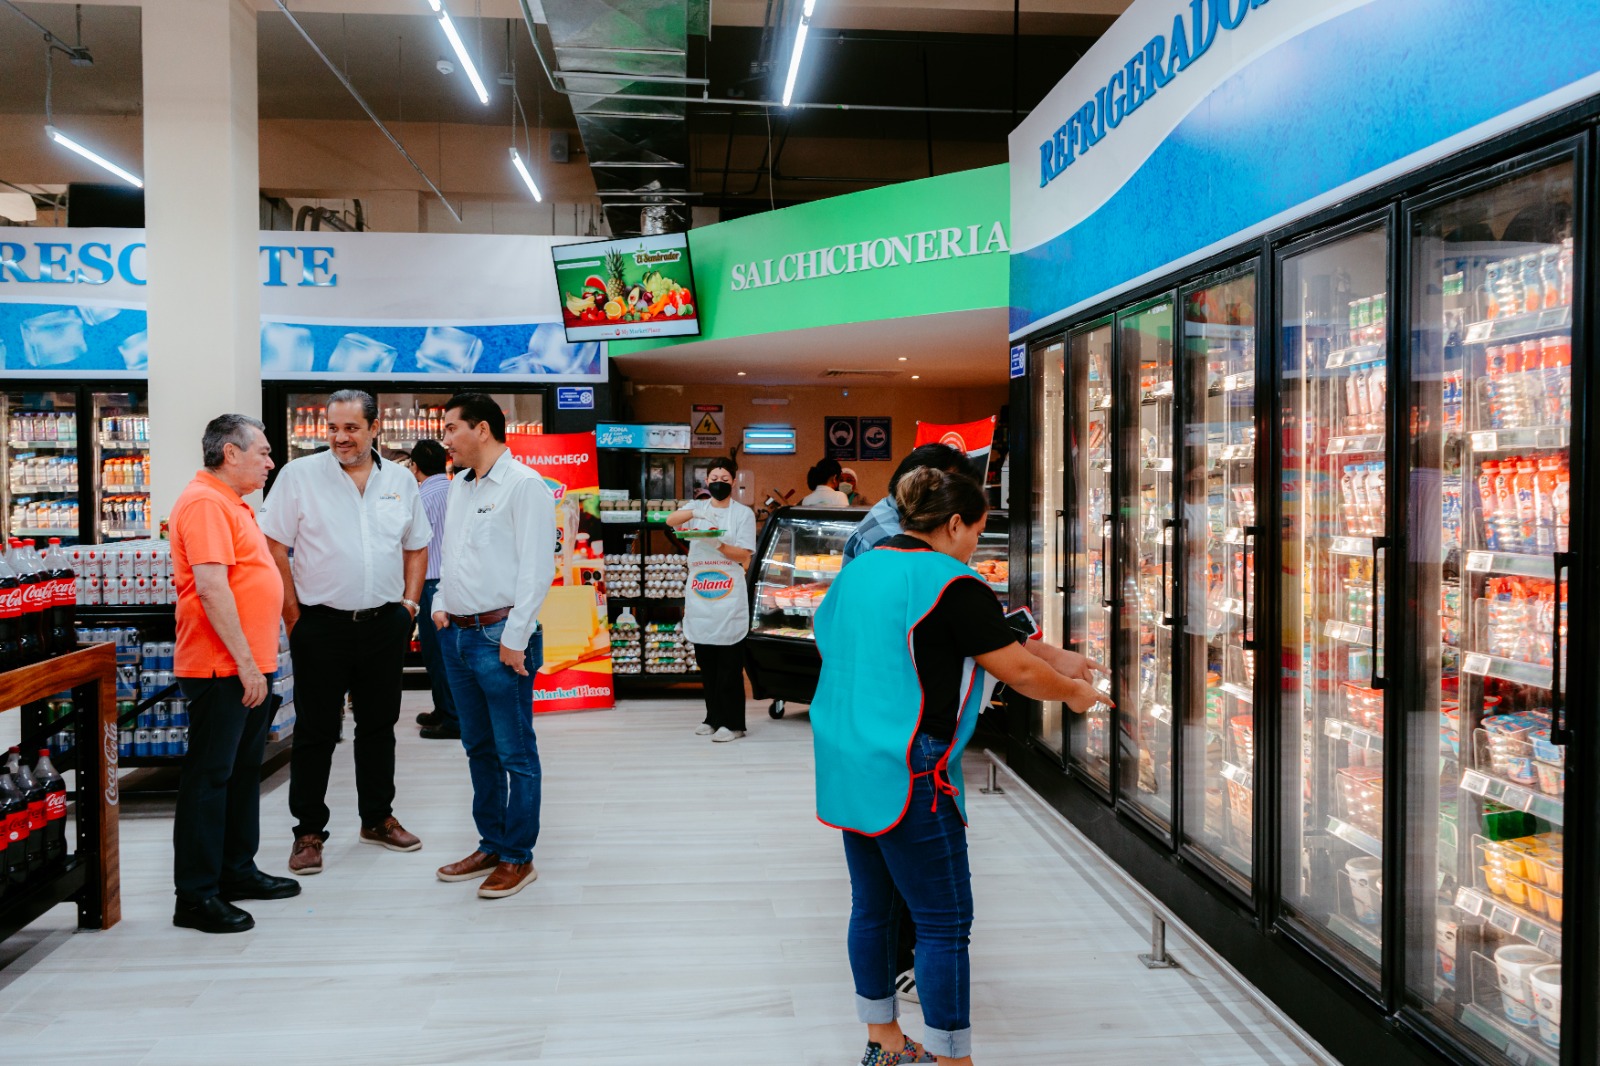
1534, 759, 1565, 796
1529, 964, 1561, 1049
1495, 945, 1554, 1028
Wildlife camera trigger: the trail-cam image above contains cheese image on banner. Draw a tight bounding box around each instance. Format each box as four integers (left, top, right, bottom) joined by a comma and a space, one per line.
913, 415, 998, 482
505, 431, 614, 712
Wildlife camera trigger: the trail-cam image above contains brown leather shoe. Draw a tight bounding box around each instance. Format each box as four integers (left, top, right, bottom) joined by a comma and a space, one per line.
359, 816, 422, 852
289, 834, 324, 876
436, 850, 499, 882
477, 860, 538, 899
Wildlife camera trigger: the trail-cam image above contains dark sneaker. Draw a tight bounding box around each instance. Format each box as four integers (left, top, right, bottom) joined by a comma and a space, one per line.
174, 896, 254, 934
359, 816, 422, 852
420, 721, 461, 740
860, 1039, 935, 1065
477, 861, 537, 898
437, 850, 499, 882
288, 834, 324, 875
219, 871, 302, 901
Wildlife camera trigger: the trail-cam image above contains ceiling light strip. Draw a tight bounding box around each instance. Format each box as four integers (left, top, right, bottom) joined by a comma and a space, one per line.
509, 147, 542, 201
781, 0, 817, 107
45, 125, 141, 188
436, 9, 490, 105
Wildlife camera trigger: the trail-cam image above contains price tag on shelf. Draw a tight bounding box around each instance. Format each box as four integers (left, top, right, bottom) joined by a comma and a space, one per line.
1463, 653, 1490, 676
1465, 322, 1492, 343
1505, 1043, 1532, 1066
1465, 552, 1492, 573
1488, 906, 1519, 934
1470, 432, 1498, 451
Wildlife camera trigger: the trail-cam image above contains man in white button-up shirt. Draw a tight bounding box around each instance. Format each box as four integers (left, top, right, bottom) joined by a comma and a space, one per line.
259, 389, 432, 876
430, 393, 555, 900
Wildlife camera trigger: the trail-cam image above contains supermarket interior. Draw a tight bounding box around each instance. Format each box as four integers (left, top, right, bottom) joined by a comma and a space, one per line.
1, 0, 1599, 1064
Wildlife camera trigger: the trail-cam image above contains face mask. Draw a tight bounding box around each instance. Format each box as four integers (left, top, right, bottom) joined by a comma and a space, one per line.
839, 482, 855, 496
707, 481, 733, 501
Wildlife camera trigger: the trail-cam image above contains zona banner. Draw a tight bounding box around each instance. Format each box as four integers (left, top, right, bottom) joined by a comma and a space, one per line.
505, 431, 614, 712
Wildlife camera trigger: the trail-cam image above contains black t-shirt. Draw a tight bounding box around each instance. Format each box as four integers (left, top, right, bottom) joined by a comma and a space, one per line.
878, 534, 1021, 741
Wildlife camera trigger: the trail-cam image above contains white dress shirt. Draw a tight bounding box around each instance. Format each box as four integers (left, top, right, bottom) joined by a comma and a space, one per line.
432, 447, 556, 651
800, 485, 850, 508
258, 449, 432, 611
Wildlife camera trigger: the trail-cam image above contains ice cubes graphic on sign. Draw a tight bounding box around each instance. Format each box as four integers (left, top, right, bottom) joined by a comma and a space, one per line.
414, 325, 483, 375
20, 310, 88, 367
501, 325, 602, 376
77, 306, 122, 327
117, 330, 149, 371
328, 332, 397, 374
260, 323, 315, 374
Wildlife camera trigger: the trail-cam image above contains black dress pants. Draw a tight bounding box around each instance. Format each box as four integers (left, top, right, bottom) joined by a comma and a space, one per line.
288, 604, 410, 839
173, 675, 274, 902
694, 640, 748, 732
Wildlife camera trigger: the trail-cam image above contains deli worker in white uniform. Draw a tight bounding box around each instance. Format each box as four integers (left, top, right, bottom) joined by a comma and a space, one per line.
666, 457, 758, 742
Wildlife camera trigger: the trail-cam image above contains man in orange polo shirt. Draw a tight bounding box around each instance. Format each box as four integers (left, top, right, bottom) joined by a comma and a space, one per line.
171, 414, 300, 934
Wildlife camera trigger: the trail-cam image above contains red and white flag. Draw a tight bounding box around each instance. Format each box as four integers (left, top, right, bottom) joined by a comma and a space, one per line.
913, 415, 997, 480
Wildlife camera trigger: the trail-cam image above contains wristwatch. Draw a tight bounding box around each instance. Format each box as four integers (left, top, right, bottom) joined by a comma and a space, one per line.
402, 599, 421, 615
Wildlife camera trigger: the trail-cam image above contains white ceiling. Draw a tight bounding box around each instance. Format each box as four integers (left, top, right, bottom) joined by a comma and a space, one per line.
609, 307, 1012, 388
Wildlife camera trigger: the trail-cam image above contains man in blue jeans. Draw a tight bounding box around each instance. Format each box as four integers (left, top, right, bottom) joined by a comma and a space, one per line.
408, 440, 458, 740
430, 394, 555, 900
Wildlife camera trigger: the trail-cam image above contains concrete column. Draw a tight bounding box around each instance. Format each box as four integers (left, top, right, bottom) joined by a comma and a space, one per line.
142, 0, 260, 520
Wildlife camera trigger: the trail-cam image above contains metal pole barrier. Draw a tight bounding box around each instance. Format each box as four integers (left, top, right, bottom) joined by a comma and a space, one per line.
979, 761, 1006, 795
1139, 913, 1180, 970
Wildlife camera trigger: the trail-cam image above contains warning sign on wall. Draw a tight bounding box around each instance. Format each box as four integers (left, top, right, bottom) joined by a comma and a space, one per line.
691, 403, 725, 448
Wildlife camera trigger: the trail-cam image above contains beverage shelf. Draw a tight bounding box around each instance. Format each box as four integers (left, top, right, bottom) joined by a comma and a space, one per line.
1326, 815, 1383, 858
1463, 551, 1559, 579
1460, 651, 1552, 690
9, 486, 79, 495
6, 440, 75, 450
97, 439, 149, 450
1221, 370, 1254, 392
1328, 536, 1376, 558
1458, 769, 1563, 826
1462, 304, 1571, 346
1467, 426, 1570, 453
1322, 618, 1374, 646
1148, 702, 1173, 725
1325, 716, 1384, 753
1459, 1003, 1557, 1066
1207, 444, 1254, 462
1455, 885, 1561, 957
1324, 342, 1385, 369
1326, 433, 1385, 455
1219, 681, 1252, 703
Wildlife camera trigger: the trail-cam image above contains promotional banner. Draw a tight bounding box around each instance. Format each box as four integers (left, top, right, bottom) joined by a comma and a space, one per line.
1008, 0, 1600, 336
0, 229, 604, 380
914, 415, 998, 482
553, 233, 700, 342
505, 431, 614, 712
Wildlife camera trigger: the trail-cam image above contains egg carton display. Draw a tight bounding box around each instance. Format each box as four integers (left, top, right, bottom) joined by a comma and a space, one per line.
642, 621, 698, 674
643, 554, 688, 599
609, 609, 642, 674
69, 540, 177, 606
605, 552, 643, 599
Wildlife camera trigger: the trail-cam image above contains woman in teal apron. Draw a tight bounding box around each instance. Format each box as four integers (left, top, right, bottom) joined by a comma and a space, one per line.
812, 468, 1107, 1066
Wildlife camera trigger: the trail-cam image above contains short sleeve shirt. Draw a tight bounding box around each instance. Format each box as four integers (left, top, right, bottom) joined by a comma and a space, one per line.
172, 471, 284, 677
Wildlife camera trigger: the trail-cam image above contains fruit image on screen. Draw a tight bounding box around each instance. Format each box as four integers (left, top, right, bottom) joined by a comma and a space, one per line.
552, 234, 700, 342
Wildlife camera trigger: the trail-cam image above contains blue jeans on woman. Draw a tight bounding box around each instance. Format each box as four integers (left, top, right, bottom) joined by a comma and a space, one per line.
842, 733, 973, 1059
439, 621, 543, 864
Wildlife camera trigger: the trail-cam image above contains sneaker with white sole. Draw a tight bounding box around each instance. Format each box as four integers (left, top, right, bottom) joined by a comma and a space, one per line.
894, 969, 919, 1004
711, 727, 746, 742
694, 723, 714, 736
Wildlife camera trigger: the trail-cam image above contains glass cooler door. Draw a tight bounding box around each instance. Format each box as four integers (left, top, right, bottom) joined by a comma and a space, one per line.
93, 390, 150, 541
1180, 267, 1259, 888
1119, 298, 1176, 831
1068, 322, 1114, 787
1028, 338, 1067, 758
2, 391, 81, 544
1279, 224, 1391, 980
1404, 157, 1575, 1066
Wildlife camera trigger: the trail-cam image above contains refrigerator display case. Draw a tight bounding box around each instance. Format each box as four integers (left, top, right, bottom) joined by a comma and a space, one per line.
1027, 337, 1068, 761
1278, 222, 1392, 979
1403, 156, 1577, 1066
3, 390, 81, 543
746, 507, 1009, 716
94, 391, 151, 541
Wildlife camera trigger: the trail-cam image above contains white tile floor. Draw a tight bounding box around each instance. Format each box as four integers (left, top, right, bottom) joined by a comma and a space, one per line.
0, 695, 1327, 1065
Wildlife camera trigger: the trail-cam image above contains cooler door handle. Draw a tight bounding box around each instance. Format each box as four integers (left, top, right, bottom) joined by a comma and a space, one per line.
1371, 536, 1389, 690
1161, 518, 1177, 627
1241, 526, 1258, 651
1552, 552, 1572, 744
1101, 515, 1113, 608
1056, 509, 1068, 594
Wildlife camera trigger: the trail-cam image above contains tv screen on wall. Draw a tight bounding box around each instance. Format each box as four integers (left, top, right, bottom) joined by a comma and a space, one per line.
552, 233, 701, 343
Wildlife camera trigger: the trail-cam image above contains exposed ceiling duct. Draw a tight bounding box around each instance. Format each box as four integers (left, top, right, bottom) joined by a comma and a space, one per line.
526, 0, 706, 237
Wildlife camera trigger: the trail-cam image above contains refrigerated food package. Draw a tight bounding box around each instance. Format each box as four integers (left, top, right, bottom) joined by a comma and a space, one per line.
1336, 766, 1384, 835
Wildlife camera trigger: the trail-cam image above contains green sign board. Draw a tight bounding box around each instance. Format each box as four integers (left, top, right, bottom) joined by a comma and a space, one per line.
608, 164, 1009, 353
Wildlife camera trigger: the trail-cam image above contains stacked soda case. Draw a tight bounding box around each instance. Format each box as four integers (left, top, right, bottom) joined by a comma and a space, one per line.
642, 621, 697, 674
0, 745, 68, 901
69, 541, 177, 606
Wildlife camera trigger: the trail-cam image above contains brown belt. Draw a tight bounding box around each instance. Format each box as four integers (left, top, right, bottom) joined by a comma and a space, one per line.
447, 607, 512, 628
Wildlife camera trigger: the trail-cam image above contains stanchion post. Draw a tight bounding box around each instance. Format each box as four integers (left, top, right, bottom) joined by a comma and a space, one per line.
979, 761, 1005, 795
1139, 912, 1180, 970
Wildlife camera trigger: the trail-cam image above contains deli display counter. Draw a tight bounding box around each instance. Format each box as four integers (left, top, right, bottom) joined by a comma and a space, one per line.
745, 506, 1009, 718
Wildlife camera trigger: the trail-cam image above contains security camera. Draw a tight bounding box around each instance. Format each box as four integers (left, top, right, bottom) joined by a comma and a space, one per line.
436, 58, 455, 75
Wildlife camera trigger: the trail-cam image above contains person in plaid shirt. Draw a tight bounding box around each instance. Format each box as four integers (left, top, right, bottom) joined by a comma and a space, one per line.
842, 444, 968, 563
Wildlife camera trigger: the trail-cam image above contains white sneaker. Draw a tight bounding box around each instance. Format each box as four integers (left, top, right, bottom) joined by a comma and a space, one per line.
711, 727, 746, 743
694, 723, 714, 736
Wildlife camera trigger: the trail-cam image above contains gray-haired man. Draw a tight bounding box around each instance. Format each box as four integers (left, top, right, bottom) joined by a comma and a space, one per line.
259, 389, 432, 875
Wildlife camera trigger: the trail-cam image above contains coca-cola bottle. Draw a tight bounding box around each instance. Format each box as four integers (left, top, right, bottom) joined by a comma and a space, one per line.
32, 748, 66, 865
43, 538, 76, 655
6, 747, 44, 876
0, 552, 21, 672
9, 540, 45, 664
0, 764, 29, 888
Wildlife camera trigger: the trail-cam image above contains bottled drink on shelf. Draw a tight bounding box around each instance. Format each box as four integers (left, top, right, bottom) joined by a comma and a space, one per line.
5, 746, 44, 877
43, 538, 76, 655
0, 765, 27, 888
1518, 253, 1543, 314
0, 552, 20, 673
31, 749, 65, 865
8, 541, 45, 663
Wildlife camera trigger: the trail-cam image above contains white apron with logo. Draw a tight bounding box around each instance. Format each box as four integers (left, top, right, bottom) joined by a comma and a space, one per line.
682, 502, 750, 646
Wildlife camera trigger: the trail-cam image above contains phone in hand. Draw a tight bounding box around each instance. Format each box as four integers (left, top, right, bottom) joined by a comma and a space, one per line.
1003, 606, 1041, 641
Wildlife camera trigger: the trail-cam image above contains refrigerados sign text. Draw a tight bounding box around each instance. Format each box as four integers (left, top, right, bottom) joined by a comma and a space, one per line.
0, 240, 339, 287
729, 222, 1009, 292
1037, 0, 1273, 189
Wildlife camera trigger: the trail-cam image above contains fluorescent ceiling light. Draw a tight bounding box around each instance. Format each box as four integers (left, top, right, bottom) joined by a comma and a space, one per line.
436, 9, 490, 104
510, 147, 542, 201
45, 126, 142, 188
425, 0, 441, 9
781, 0, 817, 107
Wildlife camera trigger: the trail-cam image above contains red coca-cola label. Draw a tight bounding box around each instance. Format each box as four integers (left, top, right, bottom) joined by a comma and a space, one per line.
25, 800, 44, 831
5, 810, 26, 843
0, 586, 20, 619
44, 791, 66, 821
57, 576, 75, 606
20, 582, 50, 612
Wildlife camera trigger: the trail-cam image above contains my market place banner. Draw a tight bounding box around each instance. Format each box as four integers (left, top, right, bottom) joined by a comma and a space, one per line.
506, 431, 613, 712
914, 415, 998, 482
